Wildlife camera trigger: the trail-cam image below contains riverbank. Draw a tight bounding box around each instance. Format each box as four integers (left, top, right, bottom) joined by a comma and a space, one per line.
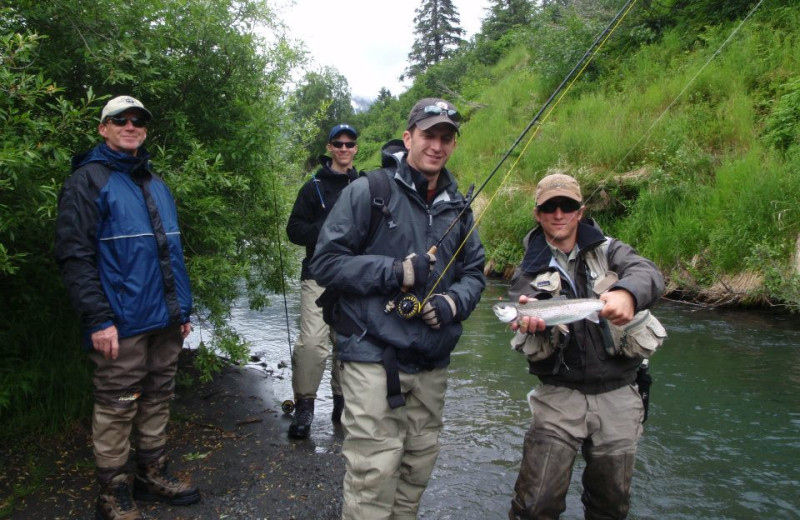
1, 349, 345, 519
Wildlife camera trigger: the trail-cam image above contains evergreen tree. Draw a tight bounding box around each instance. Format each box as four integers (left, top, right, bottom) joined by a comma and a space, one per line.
481, 0, 534, 42
404, 0, 465, 80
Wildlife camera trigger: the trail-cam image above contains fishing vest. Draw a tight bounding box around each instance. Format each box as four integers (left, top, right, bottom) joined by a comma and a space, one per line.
513, 238, 666, 362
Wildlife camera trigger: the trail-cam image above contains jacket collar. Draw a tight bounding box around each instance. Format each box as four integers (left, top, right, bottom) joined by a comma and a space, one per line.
72, 143, 150, 175
316, 154, 359, 181
520, 218, 606, 273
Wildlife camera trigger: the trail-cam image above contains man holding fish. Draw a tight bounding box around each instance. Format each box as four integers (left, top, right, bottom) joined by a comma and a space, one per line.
501, 173, 664, 520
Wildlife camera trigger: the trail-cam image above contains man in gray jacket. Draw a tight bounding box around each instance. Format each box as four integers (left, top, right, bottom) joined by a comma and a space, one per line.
505, 173, 665, 519
310, 98, 485, 519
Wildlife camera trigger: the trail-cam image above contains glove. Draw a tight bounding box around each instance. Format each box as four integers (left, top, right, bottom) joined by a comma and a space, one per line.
395, 252, 436, 290
421, 294, 457, 329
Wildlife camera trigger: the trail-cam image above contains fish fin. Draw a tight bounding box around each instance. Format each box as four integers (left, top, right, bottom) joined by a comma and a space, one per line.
586, 312, 601, 324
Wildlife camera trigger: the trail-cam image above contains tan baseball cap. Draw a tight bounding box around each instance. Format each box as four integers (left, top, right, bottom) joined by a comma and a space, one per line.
407, 98, 460, 133
100, 96, 152, 122
535, 173, 582, 205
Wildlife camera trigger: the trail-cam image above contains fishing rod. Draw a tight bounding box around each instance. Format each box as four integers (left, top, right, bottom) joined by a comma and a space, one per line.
386, 0, 640, 319
270, 172, 297, 415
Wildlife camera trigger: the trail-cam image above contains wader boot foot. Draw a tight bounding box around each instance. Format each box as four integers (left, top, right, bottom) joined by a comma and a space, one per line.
288, 398, 315, 439
134, 455, 200, 506
95, 473, 142, 520
331, 394, 344, 424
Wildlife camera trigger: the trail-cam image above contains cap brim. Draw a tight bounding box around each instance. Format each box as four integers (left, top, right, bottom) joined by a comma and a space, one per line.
106, 106, 153, 121
415, 115, 459, 133
537, 189, 582, 205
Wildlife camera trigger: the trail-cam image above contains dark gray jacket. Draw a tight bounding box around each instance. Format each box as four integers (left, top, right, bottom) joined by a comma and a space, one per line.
509, 219, 664, 394
309, 141, 486, 372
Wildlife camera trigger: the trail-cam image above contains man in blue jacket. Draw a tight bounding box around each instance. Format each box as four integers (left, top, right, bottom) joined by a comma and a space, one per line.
310, 98, 486, 519
55, 96, 199, 520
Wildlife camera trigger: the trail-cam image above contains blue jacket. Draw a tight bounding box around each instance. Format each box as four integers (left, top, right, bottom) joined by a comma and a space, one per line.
55, 143, 192, 343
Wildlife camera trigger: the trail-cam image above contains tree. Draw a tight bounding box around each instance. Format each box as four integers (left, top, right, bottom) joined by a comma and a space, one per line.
288, 67, 356, 169
481, 0, 534, 42
1, 0, 305, 435
404, 0, 465, 81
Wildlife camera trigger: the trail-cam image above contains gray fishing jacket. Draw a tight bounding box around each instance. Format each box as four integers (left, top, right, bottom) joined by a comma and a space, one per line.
508, 219, 664, 394
309, 141, 486, 372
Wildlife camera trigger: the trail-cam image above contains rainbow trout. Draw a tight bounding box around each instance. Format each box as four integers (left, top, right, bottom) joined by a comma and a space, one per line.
493, 298, 605, 326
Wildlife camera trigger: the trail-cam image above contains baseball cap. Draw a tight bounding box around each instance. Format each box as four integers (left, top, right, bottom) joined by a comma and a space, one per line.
535, 174, 583, 205
407, 98, 460, 133
100, 96, 152, 122
328, 124, 358, 141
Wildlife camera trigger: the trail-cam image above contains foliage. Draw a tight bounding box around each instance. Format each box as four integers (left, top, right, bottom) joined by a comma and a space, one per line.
480, 0, 535, 43
0, 0, 305, 437
288, 67, 356, 169
762, 77, 800, 153
404, 0, 466, 81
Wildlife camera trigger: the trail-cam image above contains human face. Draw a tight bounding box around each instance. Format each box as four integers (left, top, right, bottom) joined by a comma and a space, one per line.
534, 197, 585, 252
326, 134, 357, 173
402, 123, 457, 179
98, 109, 147, 155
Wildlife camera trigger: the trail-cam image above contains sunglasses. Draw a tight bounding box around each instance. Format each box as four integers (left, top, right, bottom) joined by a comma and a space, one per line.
105, 116, 148, 128
537, 199, 582, 214
423, 105, 460, 121
330, 140, 357, 149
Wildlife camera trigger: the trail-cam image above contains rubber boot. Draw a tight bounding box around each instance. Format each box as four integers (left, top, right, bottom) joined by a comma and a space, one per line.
95, 472, 142, 520
581, 450, 636, 520
332, 394, 345, 424
134, 451, 200, 506
288, 398, 314, 439
508, 433, 577, 520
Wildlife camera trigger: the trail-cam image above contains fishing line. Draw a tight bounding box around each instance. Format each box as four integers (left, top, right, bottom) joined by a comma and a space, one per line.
421, 0, 639, 307
270, 173, 293, 358
609, 0, 767, 176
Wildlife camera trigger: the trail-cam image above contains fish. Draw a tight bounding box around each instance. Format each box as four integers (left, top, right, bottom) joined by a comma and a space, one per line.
493, 298, 605, 326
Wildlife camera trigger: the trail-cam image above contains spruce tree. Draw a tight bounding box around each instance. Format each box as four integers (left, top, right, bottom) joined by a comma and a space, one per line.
481, 0, 534, 42
404, 0, 465, 80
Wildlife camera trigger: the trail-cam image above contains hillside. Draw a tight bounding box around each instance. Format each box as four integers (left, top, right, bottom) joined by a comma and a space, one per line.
355, 0, 800, 310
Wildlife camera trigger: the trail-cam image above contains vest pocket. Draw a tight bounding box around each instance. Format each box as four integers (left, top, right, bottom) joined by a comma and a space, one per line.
608, 310, 667, 359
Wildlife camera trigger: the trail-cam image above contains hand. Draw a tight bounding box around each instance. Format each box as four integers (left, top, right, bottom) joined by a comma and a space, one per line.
510, 295, 546, 334
421, 294, 456, 329
599, 289, 635, 326
91, 325, 119, 360
181, 322, 192, 339
396, 252, 436, 290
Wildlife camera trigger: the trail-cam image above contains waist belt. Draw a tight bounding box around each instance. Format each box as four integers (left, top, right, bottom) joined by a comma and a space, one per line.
334, 310, 406, 409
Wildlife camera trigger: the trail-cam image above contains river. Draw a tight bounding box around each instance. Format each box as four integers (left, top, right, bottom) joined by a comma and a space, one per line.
187, 280, 800, 519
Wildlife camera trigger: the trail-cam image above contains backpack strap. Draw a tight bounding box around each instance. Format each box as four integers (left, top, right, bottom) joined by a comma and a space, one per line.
364, 168, 396, 251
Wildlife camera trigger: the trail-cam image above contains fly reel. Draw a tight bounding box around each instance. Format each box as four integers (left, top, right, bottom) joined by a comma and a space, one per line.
384, 292, 422, 319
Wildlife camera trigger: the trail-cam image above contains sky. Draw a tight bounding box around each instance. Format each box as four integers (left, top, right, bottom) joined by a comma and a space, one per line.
276, 0, 491, 104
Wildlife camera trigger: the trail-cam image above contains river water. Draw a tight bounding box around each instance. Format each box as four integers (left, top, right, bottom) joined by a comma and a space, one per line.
187, 280, 800, 519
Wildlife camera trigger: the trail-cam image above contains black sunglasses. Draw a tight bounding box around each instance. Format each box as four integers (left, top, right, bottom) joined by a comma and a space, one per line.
105, 116, 148, 128
423, 105, 460, 121
537, 198, 582, 214
330, 140, 356, 149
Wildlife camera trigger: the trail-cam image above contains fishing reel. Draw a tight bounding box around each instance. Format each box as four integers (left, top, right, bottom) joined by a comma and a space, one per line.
384, 292, 423, 319
281, 399, 295, 414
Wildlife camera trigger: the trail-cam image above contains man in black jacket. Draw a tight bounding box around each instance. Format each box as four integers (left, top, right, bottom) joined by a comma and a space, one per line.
285, 123, 359, 438
505, 173, 665, 519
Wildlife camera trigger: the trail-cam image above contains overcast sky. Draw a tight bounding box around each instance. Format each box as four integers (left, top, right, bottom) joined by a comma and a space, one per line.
276, 0, 491, 103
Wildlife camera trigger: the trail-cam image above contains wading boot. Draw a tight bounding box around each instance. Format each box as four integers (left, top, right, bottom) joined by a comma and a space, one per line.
288, 398, 314, 439
332, 394, 345, 424
96, 473, 142, 520
134, 455, 201, 506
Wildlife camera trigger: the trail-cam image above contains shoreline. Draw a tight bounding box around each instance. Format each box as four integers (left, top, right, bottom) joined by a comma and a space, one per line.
2, 350, 345, 519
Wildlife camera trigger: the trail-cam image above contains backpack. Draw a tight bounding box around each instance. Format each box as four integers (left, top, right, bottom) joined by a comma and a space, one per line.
317, 168, 395, 326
